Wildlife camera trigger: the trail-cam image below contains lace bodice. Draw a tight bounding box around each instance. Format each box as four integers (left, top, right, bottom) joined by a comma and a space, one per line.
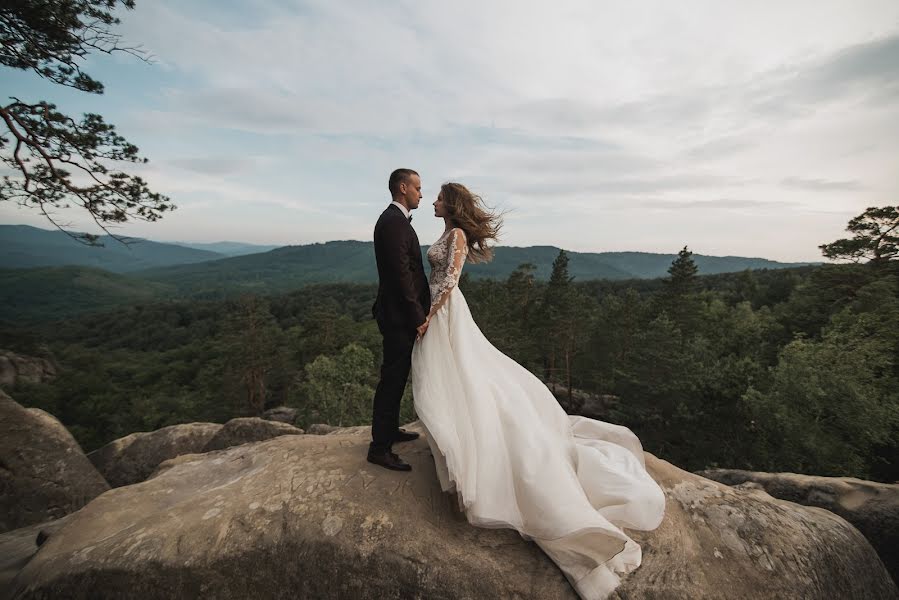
427, 228, 468, 311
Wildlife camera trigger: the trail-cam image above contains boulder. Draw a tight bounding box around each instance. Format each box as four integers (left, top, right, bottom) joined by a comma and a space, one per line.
325, 425, 373, 436
0, 515, 73, 590
201, 417, 304, 452
0, 391, 109, 534
307, 423, 341, 435
8, 424, 896, 599
579, 394, 620, 420
547, 385, 619, 418
88, 423, 223, 488
261, 406, 298, 425
698, 468, 899, 584
307, 424, 371, 436
0, 350, 56, 387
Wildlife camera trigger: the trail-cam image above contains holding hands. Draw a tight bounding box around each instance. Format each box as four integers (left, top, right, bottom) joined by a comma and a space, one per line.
416, 317, 430, 339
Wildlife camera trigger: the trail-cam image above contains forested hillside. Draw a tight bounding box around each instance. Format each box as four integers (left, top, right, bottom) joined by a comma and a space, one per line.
3, 208, 895, 482
1, 231, 815, 322
3, 257, 896, 482
0, 266, 173, 322
136, 241, 812, 295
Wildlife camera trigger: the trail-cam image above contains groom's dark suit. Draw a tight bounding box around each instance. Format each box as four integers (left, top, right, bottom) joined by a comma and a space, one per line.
370, 203, 431, 454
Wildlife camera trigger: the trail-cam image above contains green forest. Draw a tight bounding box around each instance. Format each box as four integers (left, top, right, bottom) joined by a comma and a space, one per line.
2, 208, 897, 483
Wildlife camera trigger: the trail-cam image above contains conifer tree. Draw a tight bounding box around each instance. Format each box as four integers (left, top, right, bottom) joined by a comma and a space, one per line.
660, 245, 701, 333
223, 296, 285, 416
820, 206, 899, 265
542, 250, 586, 407
1, 1, 172, 243
664, 246, 699, 296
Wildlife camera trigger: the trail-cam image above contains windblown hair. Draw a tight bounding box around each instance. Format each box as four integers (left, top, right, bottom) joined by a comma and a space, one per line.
388, 168, 419, 197
440, 182, 502, 264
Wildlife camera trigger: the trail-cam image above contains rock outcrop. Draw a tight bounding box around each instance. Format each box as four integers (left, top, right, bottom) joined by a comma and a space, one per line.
0, 391, 109, 534
201, 417, 304, 452
698, 468, 899, 585
307, 423, 341, 435
0, 515, 72, 591
0, 350, 56, 387
87, 423, 223, 488
261, 406, 298, 425
548, 385, 619, 419
8, 424, 897, 599
307, 424, 369, 436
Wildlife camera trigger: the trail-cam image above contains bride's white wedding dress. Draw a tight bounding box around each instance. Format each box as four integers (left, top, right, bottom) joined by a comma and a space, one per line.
411, 228, 666, 600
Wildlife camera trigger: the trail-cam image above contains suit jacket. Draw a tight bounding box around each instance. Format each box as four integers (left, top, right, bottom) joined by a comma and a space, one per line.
372, 204, 431, 332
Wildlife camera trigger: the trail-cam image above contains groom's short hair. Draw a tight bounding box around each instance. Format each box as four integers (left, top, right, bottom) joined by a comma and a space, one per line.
389, 168, 419, 196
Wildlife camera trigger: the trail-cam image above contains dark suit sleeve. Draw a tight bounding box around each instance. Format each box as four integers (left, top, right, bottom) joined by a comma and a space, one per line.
381, 220, 428, 328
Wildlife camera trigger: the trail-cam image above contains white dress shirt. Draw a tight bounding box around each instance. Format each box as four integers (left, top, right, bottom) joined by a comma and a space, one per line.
390, 201, 410, 220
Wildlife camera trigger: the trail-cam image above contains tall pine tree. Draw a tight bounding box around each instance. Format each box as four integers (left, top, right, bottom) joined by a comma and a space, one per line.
660, 246, 701, 333
541, 250, 588, 408
819, 206, 899, 265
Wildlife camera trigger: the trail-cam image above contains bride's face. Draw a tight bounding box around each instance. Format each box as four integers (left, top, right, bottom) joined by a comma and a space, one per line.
433, 193, 448, 218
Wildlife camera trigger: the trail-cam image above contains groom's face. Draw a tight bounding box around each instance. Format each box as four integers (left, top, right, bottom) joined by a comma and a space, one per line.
401, 174, 422, 210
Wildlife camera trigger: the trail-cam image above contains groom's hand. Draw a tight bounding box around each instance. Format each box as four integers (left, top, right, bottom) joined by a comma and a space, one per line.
416, 319, 429, 339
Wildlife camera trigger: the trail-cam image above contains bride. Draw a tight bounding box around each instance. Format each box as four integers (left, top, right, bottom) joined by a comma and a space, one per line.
410, 183, 666, 600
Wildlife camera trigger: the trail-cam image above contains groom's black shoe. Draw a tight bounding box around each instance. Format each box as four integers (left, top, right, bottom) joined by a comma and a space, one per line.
393, 428, 420, 443
367, 449, 412, 471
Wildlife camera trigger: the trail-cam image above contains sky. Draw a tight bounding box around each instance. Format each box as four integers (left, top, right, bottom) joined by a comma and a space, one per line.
2, 0, 898, 262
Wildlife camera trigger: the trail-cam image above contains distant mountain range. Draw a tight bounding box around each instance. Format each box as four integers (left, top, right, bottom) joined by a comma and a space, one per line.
132, 240, 814, 297
2, 224, 814, 280
172, 241, 280, 256
0, 223, 819, 320
0, 225, 224, 272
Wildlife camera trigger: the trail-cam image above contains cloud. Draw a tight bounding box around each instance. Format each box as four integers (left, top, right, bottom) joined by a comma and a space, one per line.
685, 136, 756, 160
781, 177, 865, 191
166, 157, 261, 176
743, 33, 899, 119
789, 33, 899, 103
635, 198, 802, 211
502, 174, 753, 198
8, 0, 890, 262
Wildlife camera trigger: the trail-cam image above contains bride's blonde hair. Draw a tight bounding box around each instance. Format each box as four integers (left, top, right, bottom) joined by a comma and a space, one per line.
440, 182, 502, 264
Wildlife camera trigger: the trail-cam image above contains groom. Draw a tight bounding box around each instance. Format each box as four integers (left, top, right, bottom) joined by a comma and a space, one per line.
368, 168, 431, 471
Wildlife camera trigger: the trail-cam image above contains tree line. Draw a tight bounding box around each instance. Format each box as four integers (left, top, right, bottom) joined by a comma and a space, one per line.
3, 207, 897, 482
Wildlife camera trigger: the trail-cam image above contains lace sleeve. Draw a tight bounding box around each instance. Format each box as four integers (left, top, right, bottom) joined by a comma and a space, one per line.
429, 228, 468, 317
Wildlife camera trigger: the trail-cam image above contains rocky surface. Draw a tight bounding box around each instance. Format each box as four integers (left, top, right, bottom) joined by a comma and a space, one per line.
324, 424, 372, 436
0, 391, 109, 534
548, 385, 619, 419
698, 468, 899, 585
0, 515, 72, 591
307, 424, 371, 436
88, 423, 223, 488
261, 406, 298, 425
201, 417, 304, 452
579, 395, 620, 421
0, 351, 56, 387
8, 424, 896, 599
307, 423, 342, 435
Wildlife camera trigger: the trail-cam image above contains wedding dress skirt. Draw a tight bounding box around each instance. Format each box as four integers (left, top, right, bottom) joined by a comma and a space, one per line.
411, 287, 665, 599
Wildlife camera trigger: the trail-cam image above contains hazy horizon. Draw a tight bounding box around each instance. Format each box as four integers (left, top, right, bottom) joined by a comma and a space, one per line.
2, 1, 897, 263
3, 222, 819, 263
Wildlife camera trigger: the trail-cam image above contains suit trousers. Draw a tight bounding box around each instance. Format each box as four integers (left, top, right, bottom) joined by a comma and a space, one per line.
370, 324, 416, 454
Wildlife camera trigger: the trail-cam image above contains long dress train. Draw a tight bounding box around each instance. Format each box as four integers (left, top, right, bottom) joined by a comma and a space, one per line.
411, 228, 665, 600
